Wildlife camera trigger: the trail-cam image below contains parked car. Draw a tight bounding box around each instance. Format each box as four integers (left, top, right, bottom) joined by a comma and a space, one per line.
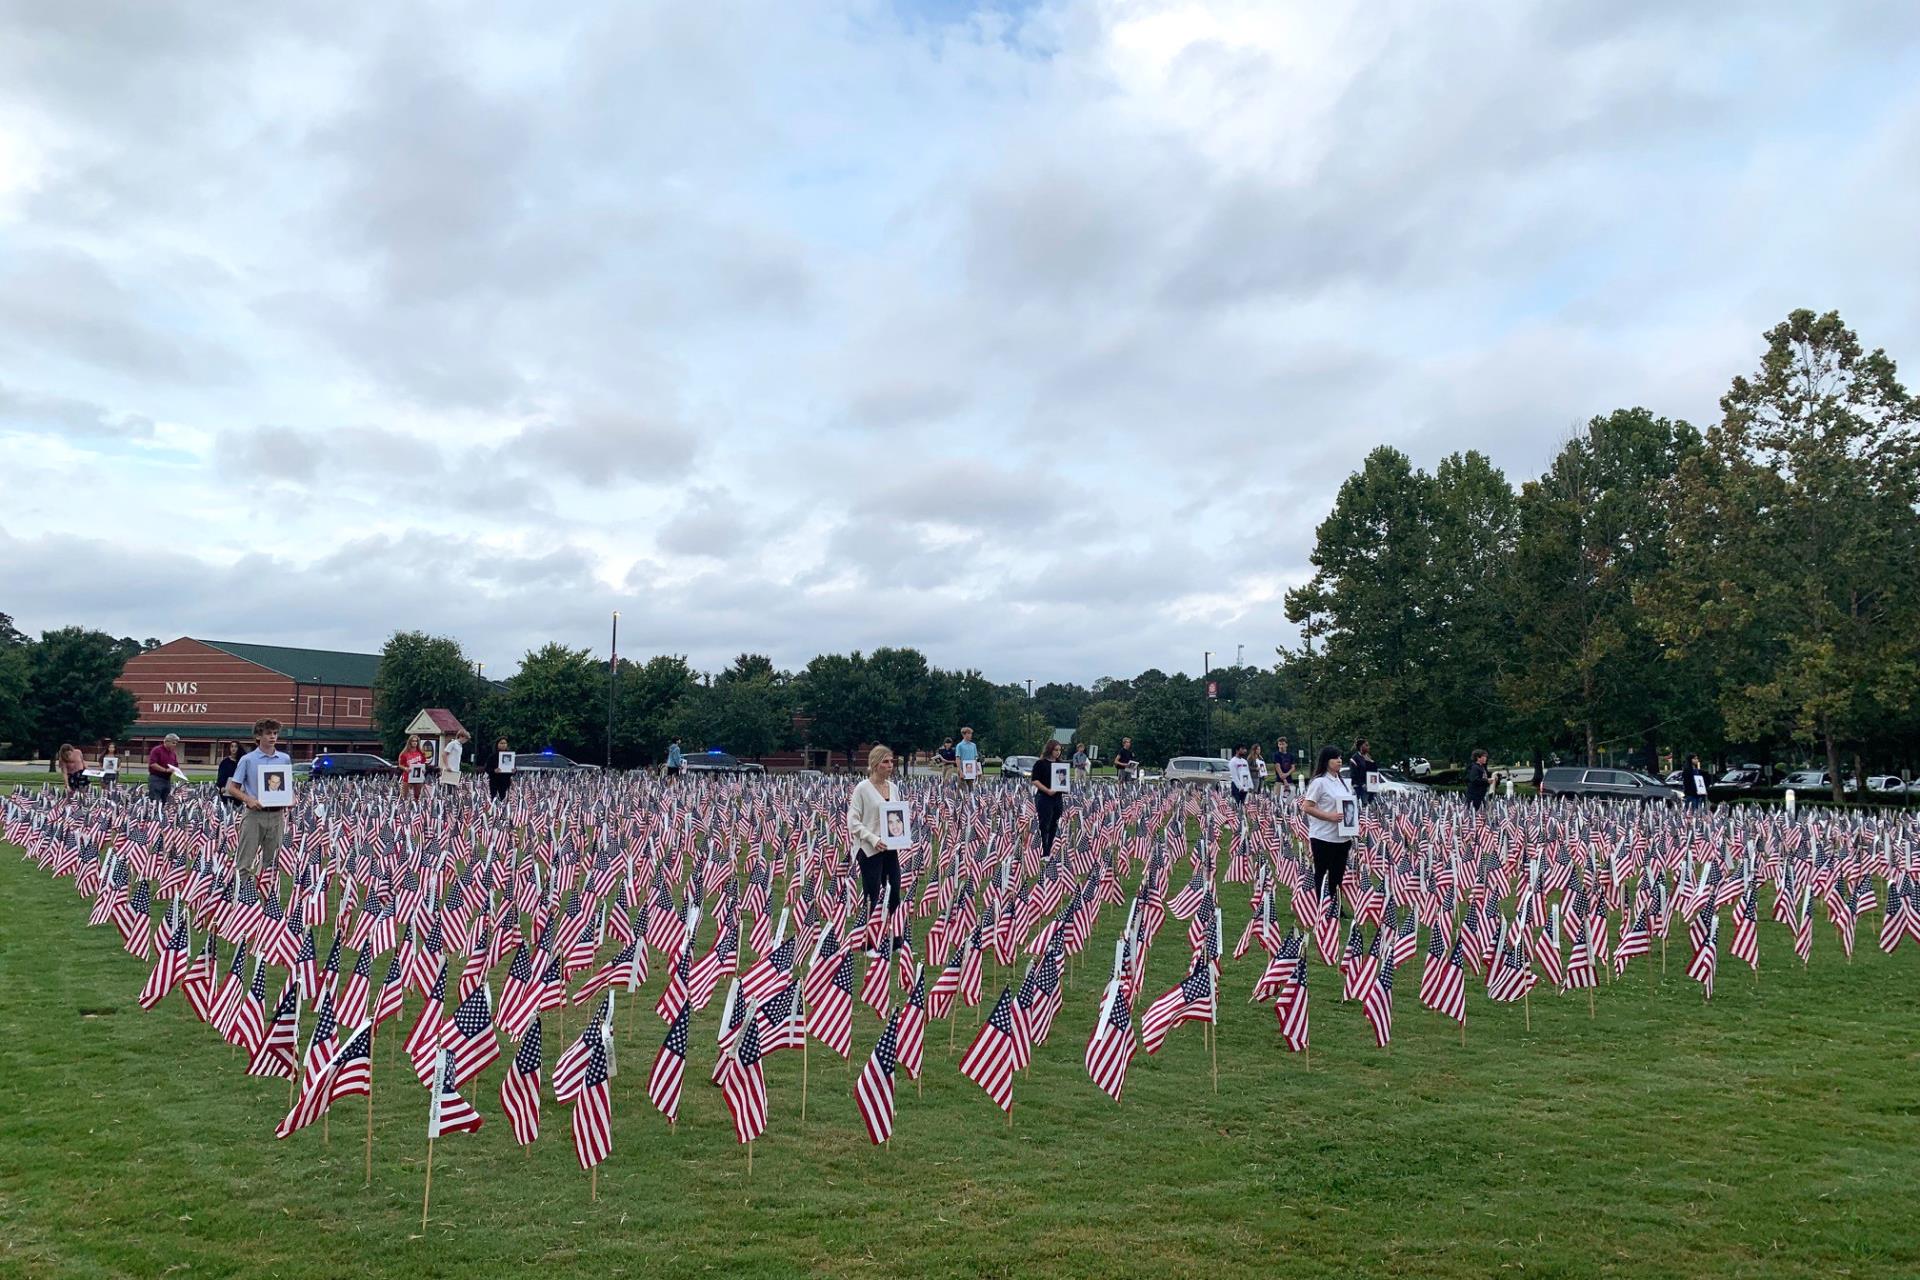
1715, 767, 1763, 791
1343, 765, 1431, 798
308, 752, 400, 778
1402, 757, 1432, 778
1777, 769, 1858, 794
682, 750, 764, 777
1863, 775, 1909, 795
1164, 756, 1232, 786
1541, 767, 1682, 803
1001, 754, 1039, 780
514, 750, 581, 772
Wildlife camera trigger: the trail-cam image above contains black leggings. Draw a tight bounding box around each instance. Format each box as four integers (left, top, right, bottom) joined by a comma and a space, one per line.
1035, 795, 1063, 855
489, 773, 512, 801
1309, 837, 1351, 899
856, 848, 902, 914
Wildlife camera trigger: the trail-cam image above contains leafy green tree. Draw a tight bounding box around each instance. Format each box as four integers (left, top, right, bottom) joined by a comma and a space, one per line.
0, 612, 27, 648
1421, 451, 1520, 764
0, 639, 33, 750
612, 655, 700, 766
1503, 410, 1704, 767
24, 627, 138, 755
1130, 675, 1207, 763
1075, 699, 1134, 759
1033, 681, 1091, 730
866, 647, 938, 754
500, 643, 602, 758
1284, 446, 1440, 761
719, 653, 777, 685
372, 631, 483, 756
796, 652, 873, 767
693, 672, 791, 760
1651, 310, 1920, 800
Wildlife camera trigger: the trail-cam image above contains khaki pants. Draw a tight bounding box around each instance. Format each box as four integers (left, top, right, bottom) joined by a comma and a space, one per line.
236, 808, 286, 877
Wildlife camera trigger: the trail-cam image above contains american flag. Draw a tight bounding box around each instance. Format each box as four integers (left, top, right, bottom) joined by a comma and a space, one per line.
958, 987, 1017, 1112
1424, 930, 1467, 1026
1273, 947, 1310, 1052
806, 949, 856, 1059
1083, 976, 1136, 1102
447, 982, 501, 1087
1730, 882, 1759, 971
499, 1018, 543, 1146
649, 1000, 689, 1123
1360, 938, 1396, 1048
247, 983, 300, 1080
428, 1047, 484, 1138
339, 945, 374, 1027
403, 961, 449, 1085
1140, 960, 1215, 1055
570, 1039, 613, 1170
275, 997, 342, 1139
183, 930, 221, 1025
897, 965, 927, 1082
1687, 910, 1719, 999
718, 1013, 769, 1144
137, 908, 191, 1010
328, 1020, 374, 1102
854, 1007, 903, 1145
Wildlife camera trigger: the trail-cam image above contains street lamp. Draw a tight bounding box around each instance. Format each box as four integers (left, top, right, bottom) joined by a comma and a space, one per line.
1203, 651, 1213, 757
1026, 678, 1034, 752
607, 611, 619, 768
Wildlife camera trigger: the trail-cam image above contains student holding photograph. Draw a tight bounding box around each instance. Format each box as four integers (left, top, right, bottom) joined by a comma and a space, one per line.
100, 740, 120, 788
487, 736, 514, 803
226, 719, 292, 879
1029, 740, 1066, 857
954, 726, 980, 788
397, 735, 428, 801
1301, 745, 1356, 905
846, 744, 904, 956
1349, 736, 1377, 807
439, 731, 468, 797
215, 742, 240, 804
1229, 744, 1252, 805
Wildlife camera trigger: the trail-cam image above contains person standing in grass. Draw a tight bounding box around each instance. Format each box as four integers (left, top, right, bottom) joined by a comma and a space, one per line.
142, 734, 183, 802
1029, 740, 1066, 857
99, 740, 120, 788
846, 744, 903, 956
226, 719, 291, 879
1071, 742, 1090, 788
1274, 737, 1296, 791
215, 741, 241, 807
954, 726, 980, 789
1350, 736, 1377, 807
1301, 745, 1355, 904
486, 736, 514, 804
1250, 741, 1268, 793
439, 730, 468, 801
397, 735, 428, 802
1465, 748, 1493, 810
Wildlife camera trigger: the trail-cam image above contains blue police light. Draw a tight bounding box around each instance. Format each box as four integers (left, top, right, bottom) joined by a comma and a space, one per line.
319, 756, 331, 766
708, 748, 722, 755
543, 748, 555, 755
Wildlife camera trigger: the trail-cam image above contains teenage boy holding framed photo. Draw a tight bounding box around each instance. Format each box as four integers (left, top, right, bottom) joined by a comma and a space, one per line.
226, 718, 293, 879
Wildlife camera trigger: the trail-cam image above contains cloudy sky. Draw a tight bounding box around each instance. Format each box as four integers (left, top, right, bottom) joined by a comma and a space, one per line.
2, 1, 1916, 684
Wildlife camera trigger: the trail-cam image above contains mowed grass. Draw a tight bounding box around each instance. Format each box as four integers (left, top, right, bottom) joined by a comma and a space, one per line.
2, 836, 1918, 1280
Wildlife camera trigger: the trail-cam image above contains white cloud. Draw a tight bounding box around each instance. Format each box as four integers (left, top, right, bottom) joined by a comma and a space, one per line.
2, 0, 1916, 682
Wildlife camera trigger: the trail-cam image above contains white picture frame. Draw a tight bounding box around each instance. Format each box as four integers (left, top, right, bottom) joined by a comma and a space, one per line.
960, 759, 980, 780
880, 800, 912, 850
1051, 762, 1071, 793
407, 762, 426, 785
1367, 772, 1383, 792
101, 754, 119, 777
258, 762, 294, 808
1337, 799, 1359, 839
497, 751, 516, 774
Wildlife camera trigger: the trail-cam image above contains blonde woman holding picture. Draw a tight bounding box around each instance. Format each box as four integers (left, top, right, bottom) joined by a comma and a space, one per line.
846, 743, 903, 957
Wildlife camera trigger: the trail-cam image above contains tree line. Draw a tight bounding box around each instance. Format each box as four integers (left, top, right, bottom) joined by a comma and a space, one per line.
7, 311, 1912, 801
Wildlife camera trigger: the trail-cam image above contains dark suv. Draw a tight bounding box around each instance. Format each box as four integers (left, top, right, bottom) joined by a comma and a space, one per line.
514, 750, 581, 772
1540, 767, 1682, 803
309, 752, 400, 778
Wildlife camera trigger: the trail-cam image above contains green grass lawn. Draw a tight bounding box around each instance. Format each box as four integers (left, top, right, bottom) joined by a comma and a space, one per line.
2, 837, 1916, 1280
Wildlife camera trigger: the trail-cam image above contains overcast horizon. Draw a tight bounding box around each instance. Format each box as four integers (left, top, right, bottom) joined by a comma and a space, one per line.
2, 2, 1916, 684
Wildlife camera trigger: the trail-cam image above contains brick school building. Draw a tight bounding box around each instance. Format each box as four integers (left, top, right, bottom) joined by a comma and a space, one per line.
114, 638, 383, 765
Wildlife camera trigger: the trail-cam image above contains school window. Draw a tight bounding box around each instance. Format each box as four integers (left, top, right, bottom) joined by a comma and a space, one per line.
304, 695, 320, 715
345, 697, 363, 717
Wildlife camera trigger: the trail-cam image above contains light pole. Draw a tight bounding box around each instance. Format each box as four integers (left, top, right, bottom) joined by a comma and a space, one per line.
606, 611, 619, 768
1236, 643, 1243, 667
1026, 678, 1035, 751
1203, 651, 1212, 757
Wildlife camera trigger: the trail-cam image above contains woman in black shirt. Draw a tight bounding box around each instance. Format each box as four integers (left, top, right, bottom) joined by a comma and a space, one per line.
1030, 740, 1066, 856
216, 742, 240, 803
1350, 737, 1376, 806
1464, 749, 1492, 809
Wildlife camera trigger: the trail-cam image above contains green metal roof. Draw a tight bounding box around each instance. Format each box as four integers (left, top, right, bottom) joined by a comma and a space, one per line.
201, 639, 382, 688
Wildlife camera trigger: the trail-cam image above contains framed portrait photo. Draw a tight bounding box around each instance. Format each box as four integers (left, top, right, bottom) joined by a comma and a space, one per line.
880, 800, 912, 850
1051, 762, 1071, 793
960, 759, 980, 781
407, 762, 426, 785
1337, 798, 1359, 839
498, 751, 516, 774
1366, 771, 1383, 792
259, 762, 294, 808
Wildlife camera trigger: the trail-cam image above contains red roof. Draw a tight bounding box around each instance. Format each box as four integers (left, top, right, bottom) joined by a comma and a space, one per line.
415, 708, 467, 735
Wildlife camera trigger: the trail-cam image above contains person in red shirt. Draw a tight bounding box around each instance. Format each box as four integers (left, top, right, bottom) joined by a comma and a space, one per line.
147, 733, 183, 802
397, 735, 428, 801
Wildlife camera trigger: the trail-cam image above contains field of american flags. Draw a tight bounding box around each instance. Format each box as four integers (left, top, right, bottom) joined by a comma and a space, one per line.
3, 776, 1919, 1280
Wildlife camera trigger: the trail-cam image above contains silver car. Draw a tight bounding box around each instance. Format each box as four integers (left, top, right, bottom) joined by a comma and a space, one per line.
1164, 756, 1232, 786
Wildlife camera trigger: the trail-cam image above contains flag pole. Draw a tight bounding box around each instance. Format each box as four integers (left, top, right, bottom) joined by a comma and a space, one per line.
591, 1165, 598, 1203
1523, 990, 1531, 1032
1209, 1020, 1219, 1093
801, 1036, 810, 1122
421, 1135, 435, 1231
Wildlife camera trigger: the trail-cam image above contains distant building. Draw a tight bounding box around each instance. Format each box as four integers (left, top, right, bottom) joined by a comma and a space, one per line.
115, 638, 382, 764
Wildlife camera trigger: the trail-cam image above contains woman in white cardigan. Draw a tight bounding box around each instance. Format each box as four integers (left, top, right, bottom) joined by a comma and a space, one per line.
846, 743, 903, 956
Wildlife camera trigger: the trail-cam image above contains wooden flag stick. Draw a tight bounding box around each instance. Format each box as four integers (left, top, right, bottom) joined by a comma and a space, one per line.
746, 1140, 754, 1179
365, 1091, 375, 1185
591, 1165, 598, 1202
1523, 991, 1531, 1032
1210, 1021, 1219, 1093
1459, 1019, 1466, 1048
801, 1038, 810, 1122
421, 1135, 436, 1231
1587, 986, 1595, 1020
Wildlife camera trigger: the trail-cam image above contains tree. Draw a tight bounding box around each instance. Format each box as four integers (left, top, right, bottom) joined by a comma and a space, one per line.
699, 673, 791, 760
1032, 682, 1091, 730
499, 643, 602, 758
611, 655, 700, 766
372, 631, 483, 756
719, 653, 777, 685
1130, 675, 1207, 763
1421, 451, 1520, 764
1076, 699, 1134, 759
0, 640, 31, 750
865, 647, 938, 755
24, 627, 138, 755
796, 652, 873, 767
0, 612, 28, 648
1503, 412, 1705, 767
1284, 446, 1441, 761
1651, 310, 1920, 800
